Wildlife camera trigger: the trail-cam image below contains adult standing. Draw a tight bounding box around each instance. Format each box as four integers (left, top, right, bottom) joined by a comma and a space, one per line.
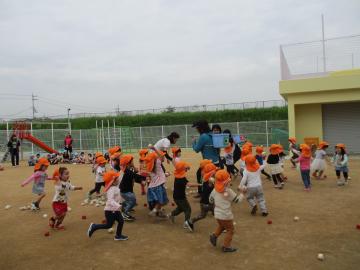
7, 134, 20, 166
154, 132, 180, 162
64, 134, 73, 156
192, 120, 220, 197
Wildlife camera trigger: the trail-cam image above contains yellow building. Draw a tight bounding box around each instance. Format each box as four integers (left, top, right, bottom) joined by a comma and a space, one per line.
279, 69, 360, 153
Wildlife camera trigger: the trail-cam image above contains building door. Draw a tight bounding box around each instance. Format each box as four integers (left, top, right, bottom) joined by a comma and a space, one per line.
322, 102, 360, 154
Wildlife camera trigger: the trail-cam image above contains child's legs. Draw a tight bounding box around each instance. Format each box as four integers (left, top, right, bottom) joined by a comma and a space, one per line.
276, 173, 283, 183
246, 187, 257, 208
261, 169, 271, 178
214, 219, 225, 237
255, 187, 267, 213
36, 193, 46, 204
336, 170, 341, 179
92, 211, 116, 232
196, 167, 202, 194
343, 170, 349, 180
55, 213, 66, 226
182, 199, 192, 221
89, 182, 103, 195
219, 220, 234, 248
192, 203, 210, 224
301, 170, 310, 188
318, 170, 324, 178
121, 192, 137, 213
271, 174, 278, 185
113, 211, 124, 236
172, 200, 185, 217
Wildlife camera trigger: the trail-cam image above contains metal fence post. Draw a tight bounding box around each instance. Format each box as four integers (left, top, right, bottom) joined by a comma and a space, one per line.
30, 122, 34, 155
161, 125, 164, 138
236, 122, 240, 135
107, 120, 111, 148
101, 120, 105, 152
79, 129, 83, 151
140, 127, 143, 149
95, 120, 99, 151
185, 125, 188, 148
265, 120, 269, 147
51, 123, 54, 150
6, 121, 9, 141
113, 119, 116, 146
119, 127, 122, 147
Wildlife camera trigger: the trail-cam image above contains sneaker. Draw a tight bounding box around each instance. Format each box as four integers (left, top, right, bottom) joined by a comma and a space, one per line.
209, 234, 217, 247
184, 220, 194, 232
156, 211, 168, 218
87, 223, 95, 238
148, 209, 157, 217
222, 247, 238, 253
34, 202, 40, 210
251, 205, 258, 216
122, 212, 135, 221
114, 235, 129, 241
262, 212, 269, 217
55, 225, 65, 230
31, 202, 38, 211
167, 214, 175, 224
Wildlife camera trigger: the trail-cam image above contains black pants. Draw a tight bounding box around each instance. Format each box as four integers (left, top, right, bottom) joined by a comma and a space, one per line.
65, 146, 72, 156
10, 149, 19, 166
336, 170, 348, 179
226, 164, 239, 175
272, 174, 283, 185
196, 167, 202, 194
92, 211, 124, 237
171, 199, 192, 221
261, 169, 271, 179
191, 203, 214, 224
89, 182, 105, 195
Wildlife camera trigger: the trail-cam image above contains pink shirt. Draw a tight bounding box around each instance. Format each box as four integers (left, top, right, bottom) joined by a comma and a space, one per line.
148, 159, 166, 188
299, 156, 311, 171
65, 137, 72, 146
22, 171, 48, 186
104, 186, 122, 212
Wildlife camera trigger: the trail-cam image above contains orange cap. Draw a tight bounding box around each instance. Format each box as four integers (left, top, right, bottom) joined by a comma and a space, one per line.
171, 147, 181, 157
245, 155, 260, 172
203, 163, 218, 182
96, 156, 107, 165
139, 149, 149, 161
145, 152, 158, 172
174, 161, 190, 179
300, 144, 311, 158
95, 152, 103, 159
318, 141, 329, 150
269, 144, 281, 155
255, 146, 264, 155
214, 170, 231, 193
120, 154, 134, 167
336, 143, 346, 150
111, 152, 122, 160
34, 157, 50, 171
241, 146, 251, 160
103, 171, 121, 191
288, 137, 296, 144
108, 146, 121, 156
200, 159, 212, 170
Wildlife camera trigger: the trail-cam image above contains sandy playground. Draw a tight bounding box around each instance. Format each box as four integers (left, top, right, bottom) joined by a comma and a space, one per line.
0, 150, 360, 270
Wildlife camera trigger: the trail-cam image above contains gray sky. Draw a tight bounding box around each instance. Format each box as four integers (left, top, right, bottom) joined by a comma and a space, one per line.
0, 0, 359, 119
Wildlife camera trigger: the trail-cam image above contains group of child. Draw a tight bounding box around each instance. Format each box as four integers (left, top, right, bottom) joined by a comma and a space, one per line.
19, 135, 351, 253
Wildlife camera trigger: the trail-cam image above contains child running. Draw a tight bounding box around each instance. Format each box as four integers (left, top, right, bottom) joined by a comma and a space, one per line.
209, 170, 244, 253
289, 138, 299, 169
168, 161, 199, 232
171, 147, 182, 164
239, 155, 268, 216
332, 144, 349, 186
191, 162, 216, 225
138, 149, 149, 195
295, 144, 312, 191
311, 141, 329, 180
21, 157, 52, 210
267, 144, 285, 189
87, 171, 128, 241
49, 167, 82, 230
255, 145, 271, 180
88, 156, 107, 199
119, 154, 146, 221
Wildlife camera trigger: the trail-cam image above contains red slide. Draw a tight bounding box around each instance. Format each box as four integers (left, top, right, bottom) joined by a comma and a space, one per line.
21, 134, 59, 154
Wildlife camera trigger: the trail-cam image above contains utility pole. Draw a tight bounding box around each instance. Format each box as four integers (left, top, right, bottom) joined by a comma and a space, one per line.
67, 108, 71, 134
31, 93, 38, 119
321, 14, 326, 72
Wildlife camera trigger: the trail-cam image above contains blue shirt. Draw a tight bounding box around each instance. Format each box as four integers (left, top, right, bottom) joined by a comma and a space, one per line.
192, 133, 219, 163
255, 154, 264, 165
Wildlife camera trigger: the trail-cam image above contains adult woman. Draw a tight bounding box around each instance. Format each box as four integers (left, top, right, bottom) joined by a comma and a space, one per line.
154, 132, 180, 162
64, 134, 73, 156
192, 120, 219, 196
7, 134, 20, 166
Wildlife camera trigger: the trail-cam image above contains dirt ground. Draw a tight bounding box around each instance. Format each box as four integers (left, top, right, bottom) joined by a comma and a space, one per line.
0, 150, 359, 270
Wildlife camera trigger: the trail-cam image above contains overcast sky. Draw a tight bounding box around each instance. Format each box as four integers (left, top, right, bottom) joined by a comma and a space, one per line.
0, 0, 359, 119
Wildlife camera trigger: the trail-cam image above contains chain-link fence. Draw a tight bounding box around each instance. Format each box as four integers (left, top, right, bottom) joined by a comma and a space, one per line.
0, 120, 288, 158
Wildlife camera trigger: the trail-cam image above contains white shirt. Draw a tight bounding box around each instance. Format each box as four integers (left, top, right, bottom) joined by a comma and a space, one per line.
239, 165, 266, 188
154, 138, 171, 151
95, 166, 106, 183
53, 181, 75, 203
315, 149, 326, 160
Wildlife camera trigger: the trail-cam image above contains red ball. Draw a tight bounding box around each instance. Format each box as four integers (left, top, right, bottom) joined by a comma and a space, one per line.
171, 203, 175, 207
44, 232, 50, 237
82, 215, 87, 220
143, 203, 148, 207
356, 224, 360, 230
102, 219, 106, 224
267, 220, 273, 225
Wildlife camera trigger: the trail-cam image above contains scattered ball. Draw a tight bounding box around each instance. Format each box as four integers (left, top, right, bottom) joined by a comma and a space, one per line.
267, 220, 273, 225
233, 222, 237, 226
44, 231, 50, 237
4, 205, 11, 210
348, 177, 351, 180
81, 202, 86, 206
148, 144, 153, 148
356, 224, 360, 230
82, 215, 87, 220
84, 199, 89, 204
317, 253, 325, 261
294, 216, 300, 222
143, 203, 148, 207
95, 204, 100, 207
43, 214, 48, 218
67, 207, 72, 212
19, 206, 26, 211
108, 228, 114, 234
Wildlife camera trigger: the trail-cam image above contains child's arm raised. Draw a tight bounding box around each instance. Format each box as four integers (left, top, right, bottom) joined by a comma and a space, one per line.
21, 171, 41, 187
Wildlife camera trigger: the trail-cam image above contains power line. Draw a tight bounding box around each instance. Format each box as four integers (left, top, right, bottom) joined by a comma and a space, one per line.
32, 93, 38, 119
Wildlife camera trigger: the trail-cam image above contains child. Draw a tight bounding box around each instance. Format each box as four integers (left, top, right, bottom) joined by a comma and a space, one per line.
145, 151, 169, 217
267, 144, 284, 189
191, 162, 216, 225
87, 171, 128, 241
28, 155, 36, 166
255, 146, 271, 180
168, 161, 199, 232
209, 170, 244, 253
171, 147, 182, 164
223, 129, 239, 179
138, 149, 149, 195
88, 156, 107, 198
111, 153, 121, 172
295, 144, 312, 191
108, 146, 122, 169
239, 155, 268, 216
87, 153, 94, 164
332, 144, 349, 186
278, 146, 288, 181
239, 146, 251, 177
21, 157, 52, 210
49, 167, 82, 230
92, 152, 103, 173
289, 138, 299, 168
119, 154, 146, 221
311, 141, 329, 180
